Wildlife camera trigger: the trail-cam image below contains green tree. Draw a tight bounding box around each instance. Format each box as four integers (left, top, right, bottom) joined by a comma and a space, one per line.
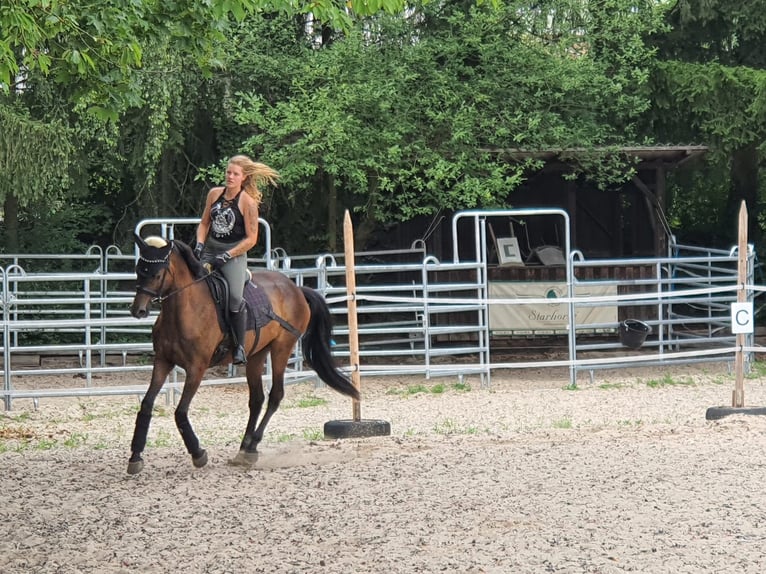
647, 0, 766, 245
0, 0, 405, 253
228, 1, 666, 250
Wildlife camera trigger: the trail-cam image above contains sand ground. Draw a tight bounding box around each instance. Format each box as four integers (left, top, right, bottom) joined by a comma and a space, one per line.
2, 363, 766, 573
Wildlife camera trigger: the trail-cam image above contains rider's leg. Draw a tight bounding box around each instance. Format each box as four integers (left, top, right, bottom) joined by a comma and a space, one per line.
229, 301, 248, 365
221, 252, 249, 365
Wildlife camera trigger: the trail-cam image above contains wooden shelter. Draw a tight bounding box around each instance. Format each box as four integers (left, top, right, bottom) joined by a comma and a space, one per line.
368, 146, 709, 334
394, 145, 709, 267
486, 145, 709, 261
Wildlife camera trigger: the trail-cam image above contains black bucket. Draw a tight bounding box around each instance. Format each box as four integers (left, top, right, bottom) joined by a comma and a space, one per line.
619, 319, 652, 349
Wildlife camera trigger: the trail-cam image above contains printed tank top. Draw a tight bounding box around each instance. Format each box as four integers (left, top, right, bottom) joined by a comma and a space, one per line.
209, 190, 246, 243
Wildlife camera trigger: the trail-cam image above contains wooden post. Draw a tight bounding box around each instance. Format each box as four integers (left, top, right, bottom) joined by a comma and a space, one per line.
733, 201, 747, 408
343, 210, 362, 421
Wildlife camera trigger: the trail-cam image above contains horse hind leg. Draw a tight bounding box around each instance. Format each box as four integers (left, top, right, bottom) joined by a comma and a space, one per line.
231, 339, 293, 466
250, 342, 291, 444
230, 347, 269, 466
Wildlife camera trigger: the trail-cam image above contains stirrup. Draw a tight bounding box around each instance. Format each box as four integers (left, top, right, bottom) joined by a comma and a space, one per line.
233, 345, 247, 365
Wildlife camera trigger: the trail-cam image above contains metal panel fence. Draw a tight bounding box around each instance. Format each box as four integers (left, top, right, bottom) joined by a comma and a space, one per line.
1, 213, 757, 409
0, 220, 490, 409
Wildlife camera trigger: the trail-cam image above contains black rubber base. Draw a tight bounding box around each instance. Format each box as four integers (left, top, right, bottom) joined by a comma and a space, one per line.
324, 419, 391, 439
705, 406, 766, 420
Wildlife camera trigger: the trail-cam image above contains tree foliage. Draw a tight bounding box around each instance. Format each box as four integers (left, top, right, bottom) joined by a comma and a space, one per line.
5, 0, 763, 255
647, 0, 766, 245
224, 0, 666, 250
0, 0, 405, 252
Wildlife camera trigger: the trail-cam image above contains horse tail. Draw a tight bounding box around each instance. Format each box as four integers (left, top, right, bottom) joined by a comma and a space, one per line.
300, 287, 361, 401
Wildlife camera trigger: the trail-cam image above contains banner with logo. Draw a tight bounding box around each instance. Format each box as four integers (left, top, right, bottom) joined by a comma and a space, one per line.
489, 282, 618, 334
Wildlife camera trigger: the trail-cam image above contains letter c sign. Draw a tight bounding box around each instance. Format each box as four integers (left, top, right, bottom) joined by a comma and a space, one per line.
731, 302, 754, 334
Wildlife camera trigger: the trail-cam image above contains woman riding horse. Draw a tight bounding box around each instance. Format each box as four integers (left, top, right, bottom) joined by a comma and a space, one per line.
194, 155, 279, 365
128, 235, 359, 475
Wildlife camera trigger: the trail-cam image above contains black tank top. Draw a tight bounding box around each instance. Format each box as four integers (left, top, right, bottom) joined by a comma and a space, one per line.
209, 190, 246, 243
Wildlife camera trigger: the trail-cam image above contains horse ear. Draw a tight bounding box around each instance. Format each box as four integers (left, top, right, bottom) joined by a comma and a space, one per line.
134, 233, 146, 249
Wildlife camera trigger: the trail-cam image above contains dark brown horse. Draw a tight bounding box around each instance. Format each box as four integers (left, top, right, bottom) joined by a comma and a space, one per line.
127, 235, 359, 475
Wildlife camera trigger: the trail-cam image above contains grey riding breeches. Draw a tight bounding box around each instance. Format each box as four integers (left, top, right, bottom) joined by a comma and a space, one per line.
202, 236, 248, 312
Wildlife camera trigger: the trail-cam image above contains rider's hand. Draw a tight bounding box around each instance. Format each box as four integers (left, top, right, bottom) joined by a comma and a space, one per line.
212, 251, 232, 271
193, 242, 204, 259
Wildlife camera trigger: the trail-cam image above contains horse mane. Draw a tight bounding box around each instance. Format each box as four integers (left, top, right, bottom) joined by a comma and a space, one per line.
175, 240, 208, 279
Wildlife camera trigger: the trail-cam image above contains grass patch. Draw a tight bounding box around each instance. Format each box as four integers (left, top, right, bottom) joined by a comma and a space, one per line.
386, 384, 428, 396
295, 396, 328, 408
272, 432, 297, 443
433, 418, 479, 436
147, 429, 173, 448
646, 373, 695, 388
302, 428, 323, 441
386, 380, 472, 396
598, 382, 625, 390
63, 433, 88, 448
2, 412, 32, 423
36, 437, 58, 450
747, 361, 766, 379
552, 417, 573, 429
617, 419, 644, 427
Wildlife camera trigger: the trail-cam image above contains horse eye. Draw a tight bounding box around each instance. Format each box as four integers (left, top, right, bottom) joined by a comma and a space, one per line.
136, 267, 156, 279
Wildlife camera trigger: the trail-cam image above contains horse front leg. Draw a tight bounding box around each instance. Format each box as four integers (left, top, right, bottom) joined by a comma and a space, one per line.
174, 365, 209, 469
127, 359, 173, 475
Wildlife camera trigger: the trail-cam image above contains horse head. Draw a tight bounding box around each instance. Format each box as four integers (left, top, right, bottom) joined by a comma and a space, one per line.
131, 234, 173, 319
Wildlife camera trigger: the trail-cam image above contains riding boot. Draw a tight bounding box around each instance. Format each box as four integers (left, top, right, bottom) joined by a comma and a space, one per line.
230, 305, 248, 365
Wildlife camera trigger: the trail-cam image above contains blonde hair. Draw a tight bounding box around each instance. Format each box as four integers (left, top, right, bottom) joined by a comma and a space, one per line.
228, 154, 280, 205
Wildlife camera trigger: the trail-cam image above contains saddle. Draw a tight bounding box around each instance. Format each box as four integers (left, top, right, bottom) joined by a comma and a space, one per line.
205, 271, 275, 333
205, 271, 276, 366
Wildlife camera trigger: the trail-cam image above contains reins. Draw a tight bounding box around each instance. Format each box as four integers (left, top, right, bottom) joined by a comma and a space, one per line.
148, 270, 209, 304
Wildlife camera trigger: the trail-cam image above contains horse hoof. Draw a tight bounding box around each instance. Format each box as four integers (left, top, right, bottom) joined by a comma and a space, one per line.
127, 459, 144, 475
228, 450, 259, 467
192, 449, 208, 468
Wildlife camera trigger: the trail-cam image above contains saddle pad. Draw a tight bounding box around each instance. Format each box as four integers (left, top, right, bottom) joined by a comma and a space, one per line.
243, 280, 274, 331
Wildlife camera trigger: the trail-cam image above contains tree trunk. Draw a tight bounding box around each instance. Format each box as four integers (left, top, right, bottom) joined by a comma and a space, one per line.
326, 170, 337, 252
159, 150, 176, 217
3, 192, 19, 253
728, 144, 760, 244
355, 174, 380, 251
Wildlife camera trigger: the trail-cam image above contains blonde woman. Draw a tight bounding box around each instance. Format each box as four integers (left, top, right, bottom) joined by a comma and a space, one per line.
195, 155, 279, 364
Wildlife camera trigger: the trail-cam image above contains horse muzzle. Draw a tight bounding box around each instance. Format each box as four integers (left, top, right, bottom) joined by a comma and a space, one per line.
130, 301, 151, 319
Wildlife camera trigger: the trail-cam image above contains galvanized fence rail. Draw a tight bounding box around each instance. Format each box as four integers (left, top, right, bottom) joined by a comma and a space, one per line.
1, 212, 759, 409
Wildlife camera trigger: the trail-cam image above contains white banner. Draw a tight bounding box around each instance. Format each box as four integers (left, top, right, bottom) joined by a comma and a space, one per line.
489, 282, 618, 334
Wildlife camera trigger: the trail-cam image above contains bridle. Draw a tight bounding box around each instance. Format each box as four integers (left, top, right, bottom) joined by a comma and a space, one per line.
135, 246, 207, 304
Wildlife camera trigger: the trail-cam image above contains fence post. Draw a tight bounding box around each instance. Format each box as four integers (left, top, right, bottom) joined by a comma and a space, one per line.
1, 266, 10, 410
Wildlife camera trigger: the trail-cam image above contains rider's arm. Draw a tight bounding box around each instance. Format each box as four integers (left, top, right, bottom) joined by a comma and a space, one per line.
196, 188, 219, 245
